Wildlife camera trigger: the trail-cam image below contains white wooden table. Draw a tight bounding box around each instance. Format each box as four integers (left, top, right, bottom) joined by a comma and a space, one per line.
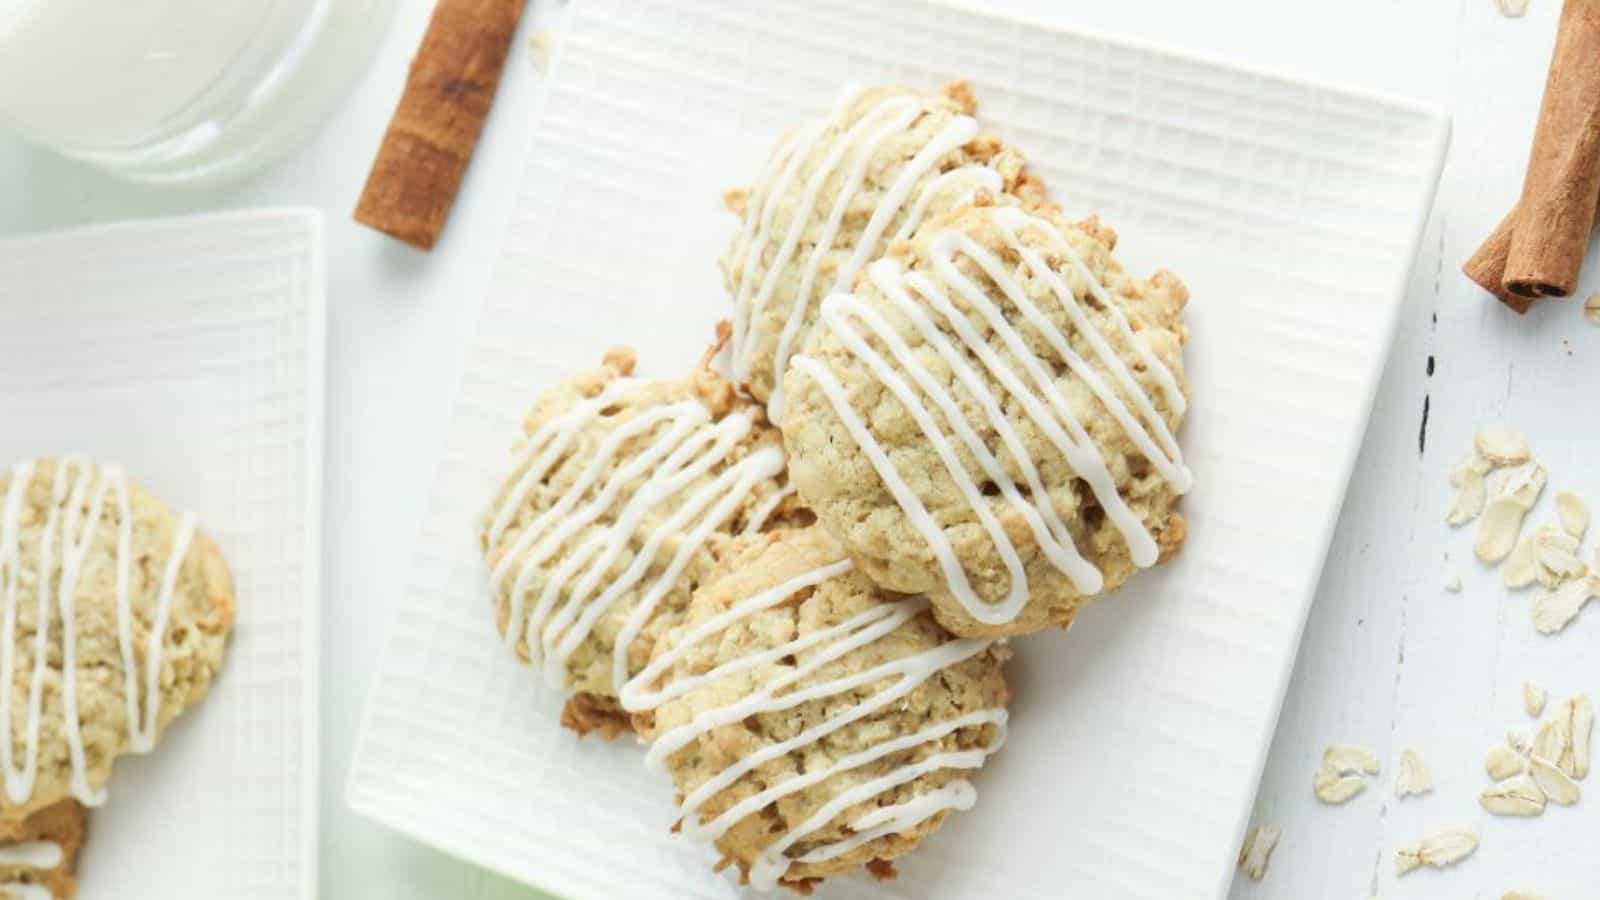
3, 1, 1595, 897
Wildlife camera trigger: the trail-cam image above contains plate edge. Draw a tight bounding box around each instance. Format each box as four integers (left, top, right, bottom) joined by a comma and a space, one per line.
1204, 116, 1453, 900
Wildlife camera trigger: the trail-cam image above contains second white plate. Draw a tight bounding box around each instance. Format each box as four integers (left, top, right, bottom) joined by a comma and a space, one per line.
0, 209, 324, 900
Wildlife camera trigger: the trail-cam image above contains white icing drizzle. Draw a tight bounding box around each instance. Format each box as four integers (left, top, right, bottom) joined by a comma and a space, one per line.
726, 85, 997, 421
0, 841, 60, 869
773, 779, 976, 876
0, 883, 50, 900
890, 166, 1002, 244
790, 207, 1191, 625
738, 484, 797, 537
619, 559, 1005, 890
0, 457, 195, 808
485, 376, 640, 550
486, 383, 786, 694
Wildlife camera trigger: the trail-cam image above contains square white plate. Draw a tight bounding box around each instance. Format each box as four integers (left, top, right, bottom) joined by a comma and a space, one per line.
348, 1, 1449, 897
0, 209, 324, 900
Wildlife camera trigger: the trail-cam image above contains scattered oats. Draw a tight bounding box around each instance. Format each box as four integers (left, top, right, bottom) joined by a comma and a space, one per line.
1313, 743, 1379, 803
1505, 891, 1546, 900
1447, 457, 1488, 526
1476, 428, 1531, 466
1477, 498, 1532, 563
1452, 450, 1493, 484
1524, 680, 1548, 717
1396, 747, 1432, 797
1444, 573, 1462, 592
1557, 693, 1592, 779
1529, 755, 1580, 805
1556, 491, 1590, 539
1488, 460, 1547, 508
1585, 292, 1600, 325
1532, 526, 1586, 587
1508, 728, 1533, 757
1236, 824, 1280, 881
1568, 688, 1593, 775
1503, 534, 1539, 589
1480, 773, 1546, 816
1395, 827, 1478, 875
1487, 744, 1527, 780
1530, 575, 1599, 634
1324, 743, 1380, 774
1313, 767, 1367, 804
1475, 463, 1545, 562
527, 30, 555, 73
1532, 715, 1569, 764
1496, 0, 1529, 17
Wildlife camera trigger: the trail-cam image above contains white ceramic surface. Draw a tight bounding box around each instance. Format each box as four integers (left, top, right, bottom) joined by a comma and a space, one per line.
346, 2, 1449, 898
0, 209, 324, 900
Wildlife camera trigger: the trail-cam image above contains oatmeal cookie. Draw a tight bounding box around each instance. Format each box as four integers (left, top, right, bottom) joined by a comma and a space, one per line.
724, 81, 1045, 420
782, 201, 1191, 637
482, 346, 808, 733
0, 799, 87, 898
0, 458, 235, 819
631, 526, 1009, 890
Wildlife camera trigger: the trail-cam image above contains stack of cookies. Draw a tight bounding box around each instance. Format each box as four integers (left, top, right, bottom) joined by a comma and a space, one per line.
0, 457, 236, 897
481, 81, 1191, 892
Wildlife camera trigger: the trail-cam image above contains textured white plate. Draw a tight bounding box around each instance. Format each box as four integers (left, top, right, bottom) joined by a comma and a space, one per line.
0, 209, 324, 900
347, 1, 1449, 897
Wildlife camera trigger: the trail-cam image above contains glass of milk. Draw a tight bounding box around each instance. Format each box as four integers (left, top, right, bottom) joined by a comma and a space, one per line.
0, 0, 393, 184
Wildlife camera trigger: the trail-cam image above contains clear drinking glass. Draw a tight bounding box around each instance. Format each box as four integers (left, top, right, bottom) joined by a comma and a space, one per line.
0, 0, 393, 185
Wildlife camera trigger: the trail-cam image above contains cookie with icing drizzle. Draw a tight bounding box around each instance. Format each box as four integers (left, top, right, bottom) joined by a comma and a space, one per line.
0, 799, 87, 899
782, 201, 1191, 637
481, 346, 806, 735
631, 526, 1008, 891
0, 457, 235, 820
723, 81, 1045, 422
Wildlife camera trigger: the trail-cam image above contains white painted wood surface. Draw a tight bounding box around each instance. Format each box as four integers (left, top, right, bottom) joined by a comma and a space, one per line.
1, 0, 1595, 897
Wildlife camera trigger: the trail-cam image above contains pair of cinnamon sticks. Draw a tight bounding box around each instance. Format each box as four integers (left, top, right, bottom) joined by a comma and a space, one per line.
1465, 0, 1600, 313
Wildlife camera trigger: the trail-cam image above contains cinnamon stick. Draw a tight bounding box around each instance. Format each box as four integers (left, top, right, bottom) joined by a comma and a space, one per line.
1465, 0, 1600, 312
1466, 179, 1600, 312
1463, 209, 1531, 312
354, 0, 527, 250
1507, 106, 1600, 299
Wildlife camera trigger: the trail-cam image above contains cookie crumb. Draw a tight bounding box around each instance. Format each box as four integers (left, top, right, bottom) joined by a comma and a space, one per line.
559, 693, 631, 739
941, 80, 978, 114
961, 132, 1004, 162
601, 345, 638, 376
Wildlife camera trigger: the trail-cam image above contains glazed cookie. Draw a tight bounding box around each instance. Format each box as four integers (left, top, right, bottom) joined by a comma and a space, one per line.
723, 81, 1045, 420
0, 457, 235, 820
0, 799, 87, 899
782, 201, 1192, 637
629, 526, 1009, 891
482, 346, 807, 734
